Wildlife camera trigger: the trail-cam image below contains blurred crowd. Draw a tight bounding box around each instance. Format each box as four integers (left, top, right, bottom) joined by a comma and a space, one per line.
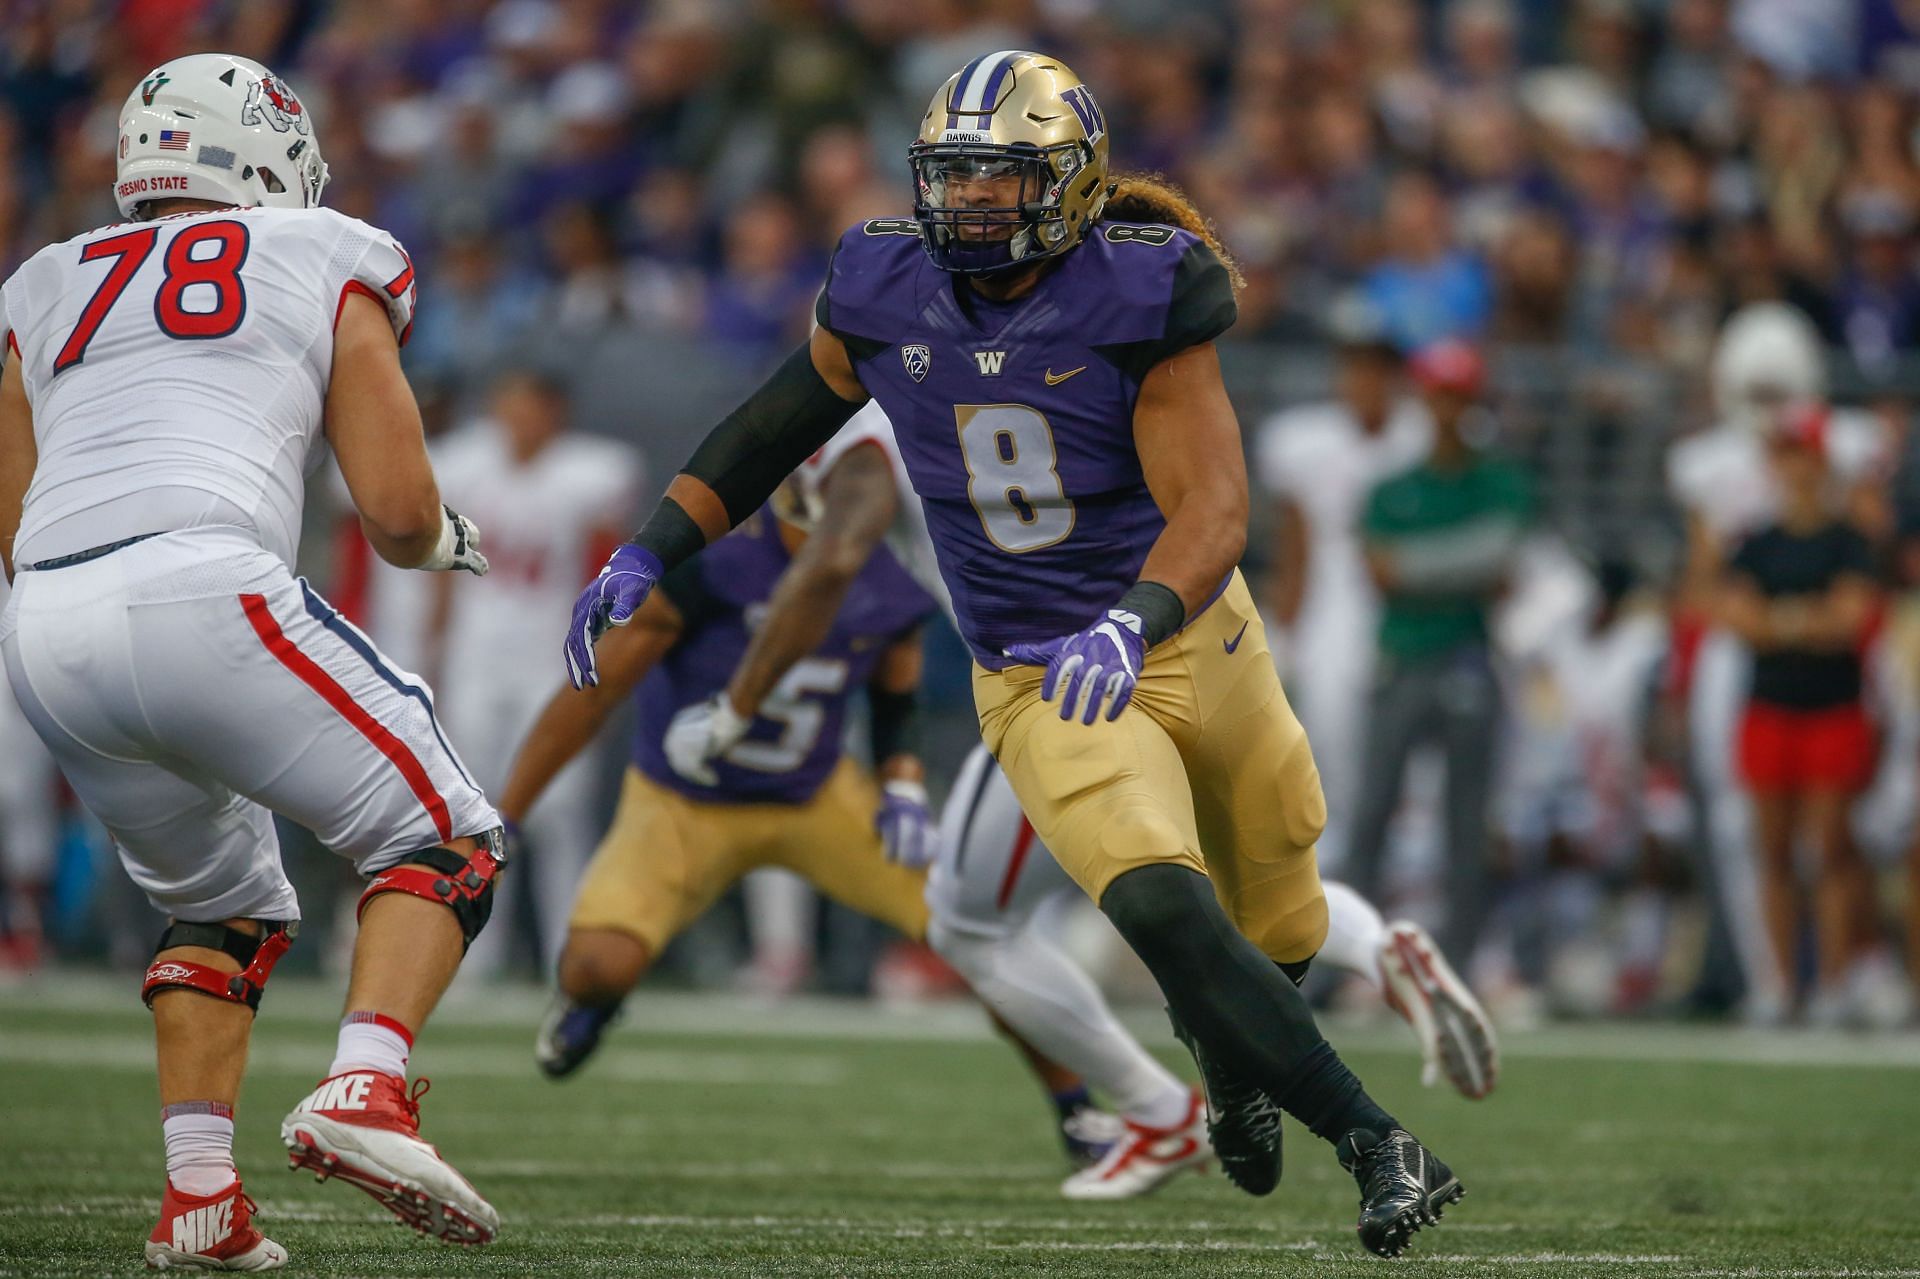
8, 0, 1920, 383
7, 0, 1920, 1027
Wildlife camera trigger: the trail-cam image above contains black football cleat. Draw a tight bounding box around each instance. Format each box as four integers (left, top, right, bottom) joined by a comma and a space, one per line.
1337, 1128, 1464, 1257
535, 998, 620, 1079
1169, 1012, 1282, 1196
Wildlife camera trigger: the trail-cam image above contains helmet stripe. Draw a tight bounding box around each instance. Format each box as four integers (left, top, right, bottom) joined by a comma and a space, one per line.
972, 51, 1022, 119
945, 51, 994, 128
953, 49, 1021, 116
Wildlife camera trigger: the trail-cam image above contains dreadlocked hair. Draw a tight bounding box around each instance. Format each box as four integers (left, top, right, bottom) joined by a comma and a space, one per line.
1099, 172, 1246, 291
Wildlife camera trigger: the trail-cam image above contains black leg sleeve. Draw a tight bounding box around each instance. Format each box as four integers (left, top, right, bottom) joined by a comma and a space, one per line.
1100, 863, 1398, 1144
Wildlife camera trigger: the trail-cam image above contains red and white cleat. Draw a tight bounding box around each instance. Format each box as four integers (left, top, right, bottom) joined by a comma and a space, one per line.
280, 1072, 497, 1245
1379, 921, 1500, 1100
144, 1179, 287, 1271
1059, 1090, 1212, 1200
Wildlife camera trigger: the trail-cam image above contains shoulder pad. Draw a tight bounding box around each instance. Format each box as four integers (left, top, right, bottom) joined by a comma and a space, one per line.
817, 221, 932, 347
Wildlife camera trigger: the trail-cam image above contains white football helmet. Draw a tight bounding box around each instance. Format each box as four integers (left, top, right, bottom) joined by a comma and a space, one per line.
1711, 302, 1825, 434
116, 53, 328, 220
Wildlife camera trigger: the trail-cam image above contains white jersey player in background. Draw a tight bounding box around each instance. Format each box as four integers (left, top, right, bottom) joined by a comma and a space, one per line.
1254, 321, 1432, 869
662, 401, 1499, 1201
0, 54, 508, 1266
426, 368, 638, 976
1666, 302, 1892, 1024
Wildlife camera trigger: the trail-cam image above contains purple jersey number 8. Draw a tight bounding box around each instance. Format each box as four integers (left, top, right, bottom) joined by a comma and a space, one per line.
954, 404, 1077, 553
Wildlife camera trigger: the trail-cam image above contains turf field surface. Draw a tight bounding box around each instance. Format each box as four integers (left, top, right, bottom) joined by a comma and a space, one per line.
2, 976, 1917, 1278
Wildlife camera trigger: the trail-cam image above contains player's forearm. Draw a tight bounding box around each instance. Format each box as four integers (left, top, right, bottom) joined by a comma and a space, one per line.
1267, 503, 1307, 627
1139, 488, 1248, 617
358, 501, 442, 568
498, 688, 620, 823
728, 445, 898, 715
727, 567, 855, 717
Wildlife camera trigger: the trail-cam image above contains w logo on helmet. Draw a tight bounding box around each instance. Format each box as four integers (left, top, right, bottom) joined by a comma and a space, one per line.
1060, 85, 1105, 144
242, 74, 309, 136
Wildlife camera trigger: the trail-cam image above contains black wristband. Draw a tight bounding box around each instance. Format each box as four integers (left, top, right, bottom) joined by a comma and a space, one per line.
1116, 580, 1186, 648
630, 496, 708, 573
868, 685, 924, 763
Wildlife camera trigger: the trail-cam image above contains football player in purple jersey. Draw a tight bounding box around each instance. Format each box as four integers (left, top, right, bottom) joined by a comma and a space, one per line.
565, 51, 1464, 1255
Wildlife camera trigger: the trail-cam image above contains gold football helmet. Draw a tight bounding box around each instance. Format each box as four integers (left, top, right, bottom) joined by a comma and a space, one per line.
909, 50, 1111, 274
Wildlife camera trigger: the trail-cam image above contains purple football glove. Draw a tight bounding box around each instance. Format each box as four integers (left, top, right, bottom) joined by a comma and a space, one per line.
564, 543, 663, 689
876, 779, 939, 868
1003, 607, 1148, 725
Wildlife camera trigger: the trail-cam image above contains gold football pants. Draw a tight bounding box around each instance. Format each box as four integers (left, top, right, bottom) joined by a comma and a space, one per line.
973, 570, 1329, 962
565, 758, 929, 952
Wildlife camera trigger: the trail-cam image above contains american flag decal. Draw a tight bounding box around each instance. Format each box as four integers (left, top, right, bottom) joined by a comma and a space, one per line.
158, 130, 190, 151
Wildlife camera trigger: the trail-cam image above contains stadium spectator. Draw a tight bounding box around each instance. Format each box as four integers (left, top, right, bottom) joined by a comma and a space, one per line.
1346, 341, 1530, 965
1361, 172, 1492, 350
1721, 407, 1884, 1024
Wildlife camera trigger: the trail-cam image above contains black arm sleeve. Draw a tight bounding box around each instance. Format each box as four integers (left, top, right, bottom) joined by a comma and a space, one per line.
868, 684, 924, 763
681, 340, 866, 526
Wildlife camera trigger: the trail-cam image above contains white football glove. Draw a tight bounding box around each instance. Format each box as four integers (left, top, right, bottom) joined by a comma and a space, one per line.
417, 505, 489, 576
663, 694, 752, 785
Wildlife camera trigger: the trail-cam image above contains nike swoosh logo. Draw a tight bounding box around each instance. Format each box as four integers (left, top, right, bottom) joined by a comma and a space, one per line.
1044, 366, 1087, 386
1223, 621, 1249, 655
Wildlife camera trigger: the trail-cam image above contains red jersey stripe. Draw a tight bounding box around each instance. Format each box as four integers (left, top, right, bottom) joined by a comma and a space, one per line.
239, 592, 453, 842
996, 817, 1038, 911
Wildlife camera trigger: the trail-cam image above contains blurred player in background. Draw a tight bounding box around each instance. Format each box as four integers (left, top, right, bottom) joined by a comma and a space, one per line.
427, 368, 639, 975
568, 52, 1466, 1255
1721, 407, 1884, 1024
1499, 559, 1684, 1012
517, 482, 937, 1064
1, 54, 507, 1265
682, 403, 1497, 1203
1257, 306, 1432, 868
516, 476, 1118, 1163
1667, 303, 1891, 1023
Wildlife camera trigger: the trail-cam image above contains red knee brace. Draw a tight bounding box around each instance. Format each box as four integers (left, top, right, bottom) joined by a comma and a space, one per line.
356, 830, 506, 951
142, 921, 295, 1012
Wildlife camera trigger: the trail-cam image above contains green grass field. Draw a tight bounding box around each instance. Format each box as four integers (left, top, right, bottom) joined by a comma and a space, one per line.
2, 976, 1917, 1278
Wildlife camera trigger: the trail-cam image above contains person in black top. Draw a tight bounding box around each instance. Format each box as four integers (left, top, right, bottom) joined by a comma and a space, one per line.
1721, 405, 1882, 1017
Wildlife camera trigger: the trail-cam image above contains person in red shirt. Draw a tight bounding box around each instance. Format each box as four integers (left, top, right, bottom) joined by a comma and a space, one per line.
1720, 406, 1883, 1017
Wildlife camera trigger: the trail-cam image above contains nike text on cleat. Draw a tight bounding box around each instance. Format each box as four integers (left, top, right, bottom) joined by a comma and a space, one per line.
1168, 1011, 1282, 1196
1060, 1090, 1212, 1200
145, 1179, 286, 1271
281, 1072, 498, 1245
1337, 1127, 1464, 1258
536, 998, 620, 1079
1378, 920, 1500, 1100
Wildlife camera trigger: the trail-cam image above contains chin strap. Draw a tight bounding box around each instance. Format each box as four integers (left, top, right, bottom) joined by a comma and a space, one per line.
142, 920, 297, 1012
355, 827, 507, 951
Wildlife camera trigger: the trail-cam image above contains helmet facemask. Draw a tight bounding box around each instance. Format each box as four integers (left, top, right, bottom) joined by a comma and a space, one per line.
910, 139, 1093, 275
